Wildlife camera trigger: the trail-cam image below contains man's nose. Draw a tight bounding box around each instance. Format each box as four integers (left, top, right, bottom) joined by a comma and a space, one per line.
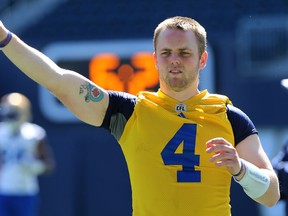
170, 54, 181, 65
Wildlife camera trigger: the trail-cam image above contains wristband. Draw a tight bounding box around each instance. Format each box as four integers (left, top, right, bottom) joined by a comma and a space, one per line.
0, 31, 12, 50
233, 160, 244, 177
233, 160, 270, 199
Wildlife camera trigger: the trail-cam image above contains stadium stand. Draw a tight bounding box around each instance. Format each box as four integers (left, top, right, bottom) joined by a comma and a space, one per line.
1, 1, 288, 216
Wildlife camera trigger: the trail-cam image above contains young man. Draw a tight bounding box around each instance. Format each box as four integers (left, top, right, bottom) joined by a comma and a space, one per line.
0, 16, 280, 215
0, 93, 55, 216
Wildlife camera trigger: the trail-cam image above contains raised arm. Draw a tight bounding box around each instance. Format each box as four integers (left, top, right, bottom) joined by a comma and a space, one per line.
0, 21, 109, 126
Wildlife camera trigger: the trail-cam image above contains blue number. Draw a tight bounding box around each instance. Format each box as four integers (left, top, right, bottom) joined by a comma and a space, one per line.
161, 123, 200, 182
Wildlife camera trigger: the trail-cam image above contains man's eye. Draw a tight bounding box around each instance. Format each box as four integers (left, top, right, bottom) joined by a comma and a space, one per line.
160, 51, 170, 56
160, 50, 171, 56
180, 52, 191, 56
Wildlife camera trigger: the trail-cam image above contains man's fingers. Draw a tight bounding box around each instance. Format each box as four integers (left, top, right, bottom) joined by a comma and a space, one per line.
206, 137, 231, 146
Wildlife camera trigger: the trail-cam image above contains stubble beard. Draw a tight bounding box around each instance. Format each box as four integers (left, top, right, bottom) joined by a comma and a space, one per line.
167, 77, 189, 92
161, 71, 198, 92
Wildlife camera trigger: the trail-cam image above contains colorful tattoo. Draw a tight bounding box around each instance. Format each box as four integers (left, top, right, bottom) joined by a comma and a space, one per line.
79, 82, 104, 103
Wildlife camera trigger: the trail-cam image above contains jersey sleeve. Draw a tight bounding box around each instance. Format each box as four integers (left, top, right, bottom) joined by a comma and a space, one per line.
227, 104, 258, 145
101, 90, 137, 140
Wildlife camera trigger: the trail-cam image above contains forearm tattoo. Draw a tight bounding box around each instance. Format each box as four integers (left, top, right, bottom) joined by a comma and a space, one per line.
79, 82, 104, 103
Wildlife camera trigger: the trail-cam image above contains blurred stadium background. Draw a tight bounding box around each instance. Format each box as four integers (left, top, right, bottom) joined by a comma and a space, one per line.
1, 0, 288, 215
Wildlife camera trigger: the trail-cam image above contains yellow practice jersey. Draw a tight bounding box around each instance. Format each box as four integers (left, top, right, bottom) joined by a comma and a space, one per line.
119, 90, 234, 216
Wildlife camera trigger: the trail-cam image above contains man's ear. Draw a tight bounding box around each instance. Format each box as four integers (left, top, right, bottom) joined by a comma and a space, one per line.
199, 51, 208, 70
153, 52, 158, 69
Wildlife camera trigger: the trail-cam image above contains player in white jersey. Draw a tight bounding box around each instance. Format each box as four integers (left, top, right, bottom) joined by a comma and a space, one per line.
0, 93, 55, 216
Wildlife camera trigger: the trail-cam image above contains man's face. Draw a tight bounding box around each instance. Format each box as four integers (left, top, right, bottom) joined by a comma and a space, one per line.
0, 105, 21, 121
154, 29, 207, 92
0, 104, 24, 132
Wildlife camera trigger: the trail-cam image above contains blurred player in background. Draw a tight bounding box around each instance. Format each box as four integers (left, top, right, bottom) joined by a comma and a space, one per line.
272, 140, 288, 216
271, 79, 288, 215
0, 16, 280, 215
281, 79, 288, 92
0, 93, 55, 216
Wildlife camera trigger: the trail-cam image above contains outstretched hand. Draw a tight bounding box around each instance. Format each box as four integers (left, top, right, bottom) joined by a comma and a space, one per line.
206, 137, 242, 175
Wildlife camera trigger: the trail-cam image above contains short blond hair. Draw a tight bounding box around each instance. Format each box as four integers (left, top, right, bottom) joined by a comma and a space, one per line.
153, 16, 207, 56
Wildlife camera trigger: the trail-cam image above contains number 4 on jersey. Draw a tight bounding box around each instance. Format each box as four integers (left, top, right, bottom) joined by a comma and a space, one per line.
161, 123, 200, 182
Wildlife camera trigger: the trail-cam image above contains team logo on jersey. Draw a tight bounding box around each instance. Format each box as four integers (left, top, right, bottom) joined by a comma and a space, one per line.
177, 112, 187, 119
175, 104, 187, 112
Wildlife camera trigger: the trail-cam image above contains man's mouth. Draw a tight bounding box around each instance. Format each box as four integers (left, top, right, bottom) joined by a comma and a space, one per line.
169, 69, 182, 75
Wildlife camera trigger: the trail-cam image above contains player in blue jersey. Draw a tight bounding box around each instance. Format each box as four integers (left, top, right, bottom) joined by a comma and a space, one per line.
0, 16, 280, 215
0, 93, 55, 216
